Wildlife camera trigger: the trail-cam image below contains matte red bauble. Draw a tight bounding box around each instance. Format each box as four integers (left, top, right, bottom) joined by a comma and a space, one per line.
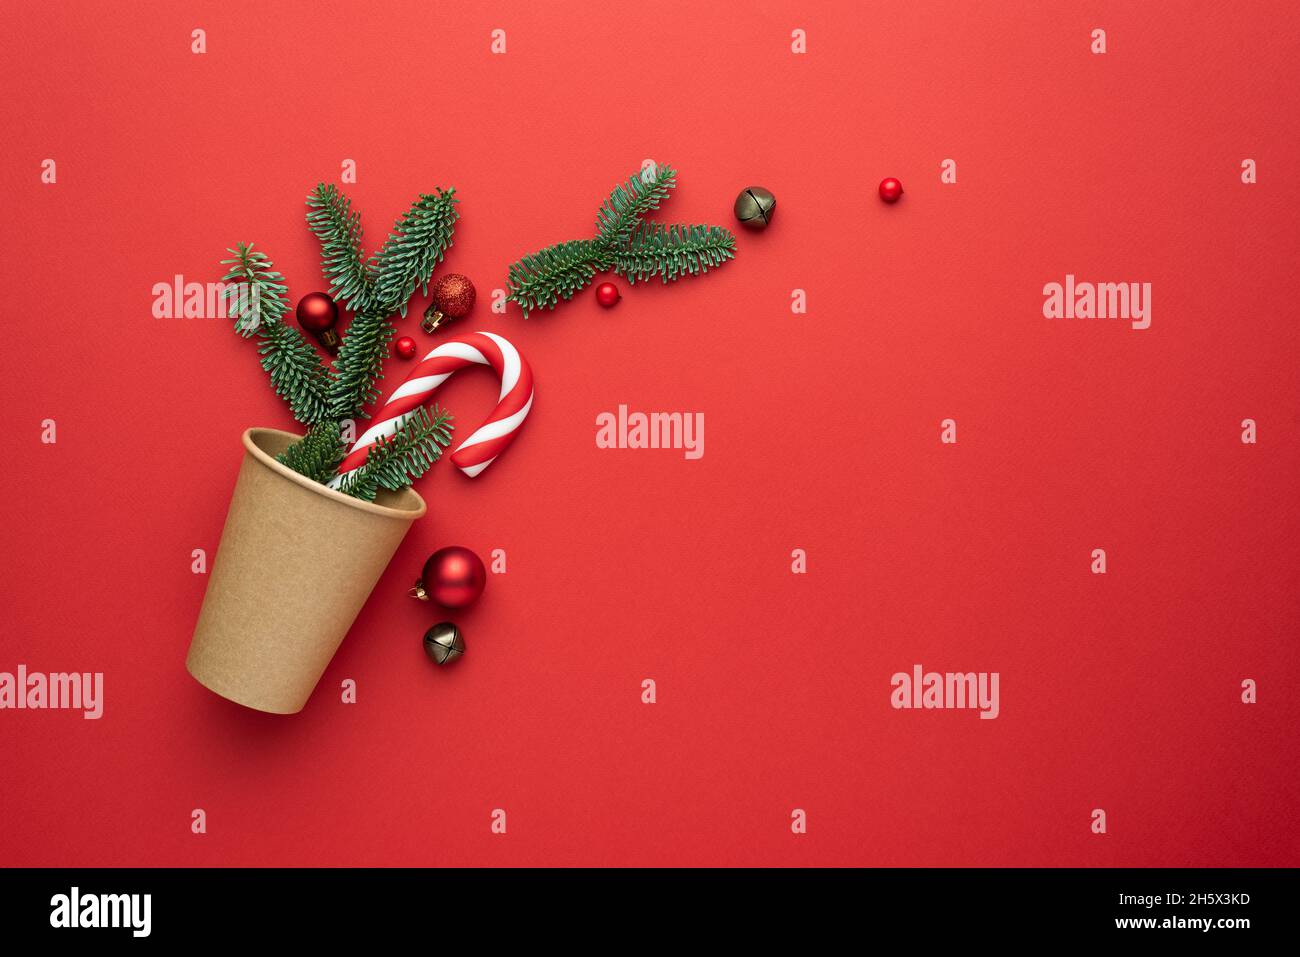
411, 546, 486, 608
296, 291, 340, 353
295, 292, 338, 331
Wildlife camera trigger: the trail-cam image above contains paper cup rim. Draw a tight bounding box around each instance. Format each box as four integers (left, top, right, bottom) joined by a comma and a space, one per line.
242, 427, 428, 521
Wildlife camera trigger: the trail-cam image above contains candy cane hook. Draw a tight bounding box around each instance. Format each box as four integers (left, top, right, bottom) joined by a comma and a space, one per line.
329, 331, 534, 485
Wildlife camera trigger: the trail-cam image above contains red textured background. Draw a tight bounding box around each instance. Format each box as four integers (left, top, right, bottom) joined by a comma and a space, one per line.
2, 0, 1298, 867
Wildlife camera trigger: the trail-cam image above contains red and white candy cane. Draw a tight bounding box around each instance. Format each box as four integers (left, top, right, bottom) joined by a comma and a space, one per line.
329, 331, 534, 484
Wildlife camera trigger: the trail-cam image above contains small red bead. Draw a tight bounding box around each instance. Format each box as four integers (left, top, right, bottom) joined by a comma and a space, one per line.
595, 282, 621, 307
878, 177, 904, 203
395, 336, 418, 359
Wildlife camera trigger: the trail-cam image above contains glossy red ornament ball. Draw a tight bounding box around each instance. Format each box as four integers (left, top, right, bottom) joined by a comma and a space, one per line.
419, 546, 486, 608
595, 282, 621, 307
295, 291, 339, 332
878, 177, 904, 203
395, 336, 418, 359
431, 273, 477, 318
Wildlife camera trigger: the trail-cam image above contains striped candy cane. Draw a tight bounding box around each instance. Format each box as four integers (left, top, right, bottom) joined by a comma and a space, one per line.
329, 331, 534, 485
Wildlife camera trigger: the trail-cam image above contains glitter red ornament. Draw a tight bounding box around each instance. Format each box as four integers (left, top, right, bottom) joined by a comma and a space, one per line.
878, 177, 904, 203
296, 291, 340, 354
394, 335, 417, 359
410, 546, 486, 608
595, 281, 621, 307
422, 273, 476, 334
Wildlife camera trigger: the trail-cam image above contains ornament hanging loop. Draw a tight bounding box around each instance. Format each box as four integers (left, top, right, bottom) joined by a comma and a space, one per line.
409, 580, 429, 601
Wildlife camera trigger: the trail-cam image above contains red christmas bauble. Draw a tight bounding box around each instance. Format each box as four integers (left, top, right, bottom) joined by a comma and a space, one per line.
878, 177, 904, 203
395, 336, 417, 359
431, 274, 477, 318
296, 291, 339, 332
595, 282, 621, 307
420, 546, 486, 608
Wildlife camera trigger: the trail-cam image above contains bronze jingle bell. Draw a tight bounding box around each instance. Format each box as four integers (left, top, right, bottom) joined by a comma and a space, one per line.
734, 186, 776, 230
423, 622, 465, 665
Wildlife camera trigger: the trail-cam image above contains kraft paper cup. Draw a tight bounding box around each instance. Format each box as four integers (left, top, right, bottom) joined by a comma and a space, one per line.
186, 428, 426, 714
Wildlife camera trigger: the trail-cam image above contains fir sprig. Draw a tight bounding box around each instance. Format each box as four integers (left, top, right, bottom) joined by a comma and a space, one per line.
335, 407, 454, 502
221, 243, 290, 337
370, 189, 459, 316
505, 239, 610, 317
505, 162, 734, 317
221, 244, 330, 425
253, 323, 332, 426
594, 164, 676, 248
276, 420, 345, 482
327, 307, 390, 420
306, 184, 375, 313
613, 223, 737, 284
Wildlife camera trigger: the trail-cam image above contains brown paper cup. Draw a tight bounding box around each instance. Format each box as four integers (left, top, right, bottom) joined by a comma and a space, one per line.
186, 428, 426, 714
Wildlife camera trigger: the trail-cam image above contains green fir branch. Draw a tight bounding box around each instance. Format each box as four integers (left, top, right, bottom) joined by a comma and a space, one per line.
370, 189, 459, 316
253, 323, 332, 425
308, 185, 461, 420
221, 243, 291, 337
326, 307, 390, 420
504, 161, 734, 316
276, 419, 345, 482
336, 407, 454, 502
221, 243, 330, 425
306, 184, 375, 313
505, 239, 610, 317
221, 184, 465, 449
594, 163, 676, 249
612, 223, 737, 285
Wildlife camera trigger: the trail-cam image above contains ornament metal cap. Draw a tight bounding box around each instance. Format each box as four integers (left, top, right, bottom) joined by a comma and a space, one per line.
317, 329, 340, 355
409, 578, 430, 601
423, 622, 465, 665
421, 303, 453, 334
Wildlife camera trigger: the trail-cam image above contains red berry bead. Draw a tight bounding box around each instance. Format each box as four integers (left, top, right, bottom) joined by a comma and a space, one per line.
878, 177, 904, 203
595, 282, 621, 307
395, 336, 418, 360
